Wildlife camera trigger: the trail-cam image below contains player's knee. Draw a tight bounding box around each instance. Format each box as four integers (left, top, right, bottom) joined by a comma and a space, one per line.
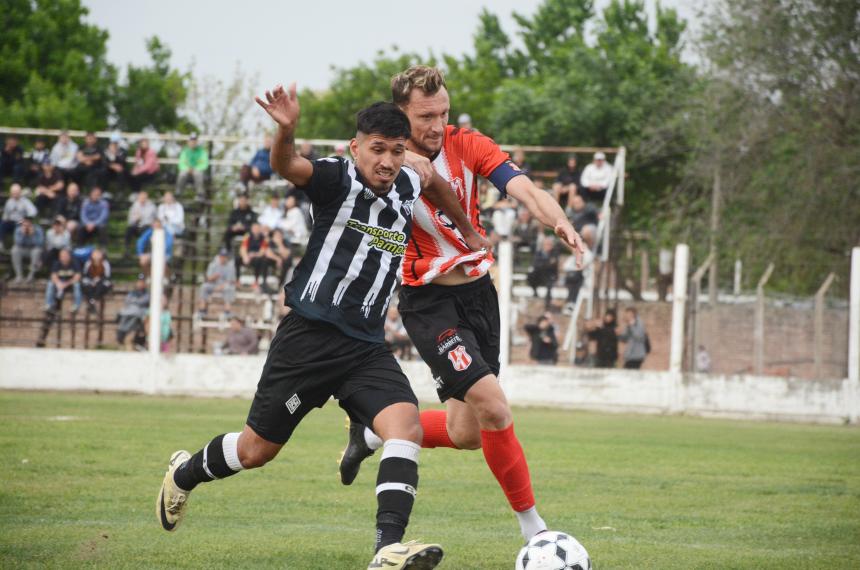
385, 421, 422, 446
472, 399, 512, 431
449, 424, 482, 450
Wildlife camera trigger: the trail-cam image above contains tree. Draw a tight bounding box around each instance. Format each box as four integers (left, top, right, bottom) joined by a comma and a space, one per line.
0, 0, 116, 129
113, 37, 192, 133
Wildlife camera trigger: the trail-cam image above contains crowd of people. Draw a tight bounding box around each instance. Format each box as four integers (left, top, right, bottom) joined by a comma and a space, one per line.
2, 128, 652, 366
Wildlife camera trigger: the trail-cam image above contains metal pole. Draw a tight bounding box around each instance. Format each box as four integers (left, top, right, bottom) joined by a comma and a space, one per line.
148, 228, 166, 357
734, 259, 742, 297
754, 263, 775, 375
814, 272, 836, 379
615, 147, 626, 206
708, 169, 721, 305
640, 249, 649, 296
497, 239, 514, 371
669, 244, 689, 374
849, 248, 860, 384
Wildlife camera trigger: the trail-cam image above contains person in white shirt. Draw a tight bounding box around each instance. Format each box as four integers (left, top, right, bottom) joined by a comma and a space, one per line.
49, 131, 79, 181
579, 151, 614, 204
277, 195, 308, 245
1, 184, 37, 249
258, 194, 284, 233
157, 191, 185, 237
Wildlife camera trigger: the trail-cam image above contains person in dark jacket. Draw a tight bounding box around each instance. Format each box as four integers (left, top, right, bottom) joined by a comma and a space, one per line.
586, 309, 619, 368
524, 314, 559, 365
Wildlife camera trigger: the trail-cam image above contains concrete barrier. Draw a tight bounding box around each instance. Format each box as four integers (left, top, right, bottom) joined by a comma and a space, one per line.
0, 348, 856, 425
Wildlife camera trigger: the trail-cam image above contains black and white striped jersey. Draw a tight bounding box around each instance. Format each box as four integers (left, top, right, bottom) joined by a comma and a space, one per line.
284, 157, 422, 342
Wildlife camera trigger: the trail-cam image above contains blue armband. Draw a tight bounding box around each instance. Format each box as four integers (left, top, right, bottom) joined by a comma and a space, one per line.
487, 160, 526, 196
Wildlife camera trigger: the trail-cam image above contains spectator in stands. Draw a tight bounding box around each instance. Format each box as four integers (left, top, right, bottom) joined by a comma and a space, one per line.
240, 135, 273, 188
566, 193, 599, 249
223, 316, 259, 355
43, 216, 71, 269
238, 223, 271, 292
1, 135, 26, 184
299, 141, 318, 161
553, 154, 580, 209
103, 134, 128, 191
512, 208, 539, 252
696, 345, 711, 373
657, 247, 673, 302
574, 340, 591, 366
33, 160, 65, 215
125, 190, 157, 254
1, 183, 37, 249
524, 313, 559, 365
137, 218, 174, 275
55, 182, 82, 235
74, 131, 104, 188
580, 152, 613, 204
562, 255, 584, 313
50, 131, 79, 182
198, 248, 237, 317
333, 143, 348, 159
586, 309, 619, 368
45, 248, 81, 313
527, 238, 560, 309
278, 195, 308, 246
156, 191, 185, 237
490, 197, 516, 240
25, 139, 50, 184
512, 148, 531, 178
77, 186, 109, 246
176, 133, 208, 197
266, 229, 293, 284
81, 247, 112, 314
618, 307, 648, 369
457, 113, 473, 130
384, 306, 412, 359
223, 193, 256, 246
11, 217, 44, 283
129, 138, 159, 192
258, 194, 284, 233
116, 275, 149, 350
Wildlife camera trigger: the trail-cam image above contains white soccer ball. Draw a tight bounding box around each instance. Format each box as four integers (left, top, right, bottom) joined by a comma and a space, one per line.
515, 531, 591, 570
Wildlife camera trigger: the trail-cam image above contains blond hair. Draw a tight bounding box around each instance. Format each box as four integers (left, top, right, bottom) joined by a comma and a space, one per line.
391, 65, 447, 106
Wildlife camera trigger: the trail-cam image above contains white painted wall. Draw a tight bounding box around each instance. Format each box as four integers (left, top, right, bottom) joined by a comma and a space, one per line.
0, 348, 855, 425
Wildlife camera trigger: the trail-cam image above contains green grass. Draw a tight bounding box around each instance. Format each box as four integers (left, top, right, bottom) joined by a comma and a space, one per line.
1, 391, 858, 569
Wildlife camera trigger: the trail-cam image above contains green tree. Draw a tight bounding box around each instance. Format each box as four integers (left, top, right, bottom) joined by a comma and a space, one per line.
113, 37, 192, 132
0, 0, 116, 129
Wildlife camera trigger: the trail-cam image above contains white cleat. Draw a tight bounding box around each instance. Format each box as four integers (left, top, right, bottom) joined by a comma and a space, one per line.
367, 541, 444, 569
156, 450, 192, 531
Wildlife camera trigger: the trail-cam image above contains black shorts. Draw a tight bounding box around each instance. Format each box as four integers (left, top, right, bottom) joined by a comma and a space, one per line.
246, 312, 418, 444
398, 274, 500, 402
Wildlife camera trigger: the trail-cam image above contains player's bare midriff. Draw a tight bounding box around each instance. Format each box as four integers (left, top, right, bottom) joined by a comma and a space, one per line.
429, 264, 484, 286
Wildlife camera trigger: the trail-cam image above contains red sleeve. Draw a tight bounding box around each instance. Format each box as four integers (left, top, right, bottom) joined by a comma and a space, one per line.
451, 127, 511, 178
241, 235, 250, 249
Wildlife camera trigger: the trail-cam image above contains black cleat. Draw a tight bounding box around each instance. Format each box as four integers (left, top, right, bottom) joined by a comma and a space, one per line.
338, 419, 375, 485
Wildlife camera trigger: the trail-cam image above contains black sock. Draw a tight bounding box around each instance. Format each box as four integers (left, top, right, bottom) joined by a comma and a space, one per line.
173, 433, 242, 491
375, 440, 420, 552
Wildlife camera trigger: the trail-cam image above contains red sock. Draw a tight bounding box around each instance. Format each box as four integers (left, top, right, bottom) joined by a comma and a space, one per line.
480, 423, 535, 512
419, 410, 457, 449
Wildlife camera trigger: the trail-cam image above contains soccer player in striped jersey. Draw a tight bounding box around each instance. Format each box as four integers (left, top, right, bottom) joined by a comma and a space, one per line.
156, 83, 490, 570
338, 66, 586, 544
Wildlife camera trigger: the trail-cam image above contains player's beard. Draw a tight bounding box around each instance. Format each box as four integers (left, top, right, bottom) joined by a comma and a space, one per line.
410, 135, 442, 157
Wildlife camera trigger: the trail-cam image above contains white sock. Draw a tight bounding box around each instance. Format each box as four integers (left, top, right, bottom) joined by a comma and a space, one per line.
222, 432, 245, 471
364, 427, 383, 451
515, 506, 547, 540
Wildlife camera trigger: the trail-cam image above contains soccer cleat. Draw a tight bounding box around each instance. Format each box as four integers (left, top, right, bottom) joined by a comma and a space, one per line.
156, 450, 192, 531
367, 541, 444, 569
338, 419, 374, 485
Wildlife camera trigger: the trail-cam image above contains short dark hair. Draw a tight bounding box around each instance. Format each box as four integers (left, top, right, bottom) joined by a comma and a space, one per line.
356, 102, 411, 140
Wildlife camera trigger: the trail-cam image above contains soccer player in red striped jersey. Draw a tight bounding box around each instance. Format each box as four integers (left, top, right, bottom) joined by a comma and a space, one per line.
339, 66, 585, 542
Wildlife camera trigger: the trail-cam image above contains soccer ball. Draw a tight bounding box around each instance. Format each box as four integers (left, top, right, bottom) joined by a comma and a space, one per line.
515, 531, 591, 570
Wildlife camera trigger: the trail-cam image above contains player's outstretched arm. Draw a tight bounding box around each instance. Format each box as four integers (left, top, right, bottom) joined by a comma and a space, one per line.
506, 175, 585, 268
422, 172, 492, 252
255, 83, 313, 187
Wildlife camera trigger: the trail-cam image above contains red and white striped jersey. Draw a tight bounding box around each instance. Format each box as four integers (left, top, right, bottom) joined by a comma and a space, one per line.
402, 125, 513, 286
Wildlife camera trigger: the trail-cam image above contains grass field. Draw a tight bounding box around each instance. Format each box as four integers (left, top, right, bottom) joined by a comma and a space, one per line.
1, 391, 859, 569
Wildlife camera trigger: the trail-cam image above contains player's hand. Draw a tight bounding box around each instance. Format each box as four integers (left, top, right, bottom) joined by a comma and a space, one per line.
404, 150, 434, 186
463, 228, 493, 253
555, 221, 585, 269
255, 83, 300, 132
